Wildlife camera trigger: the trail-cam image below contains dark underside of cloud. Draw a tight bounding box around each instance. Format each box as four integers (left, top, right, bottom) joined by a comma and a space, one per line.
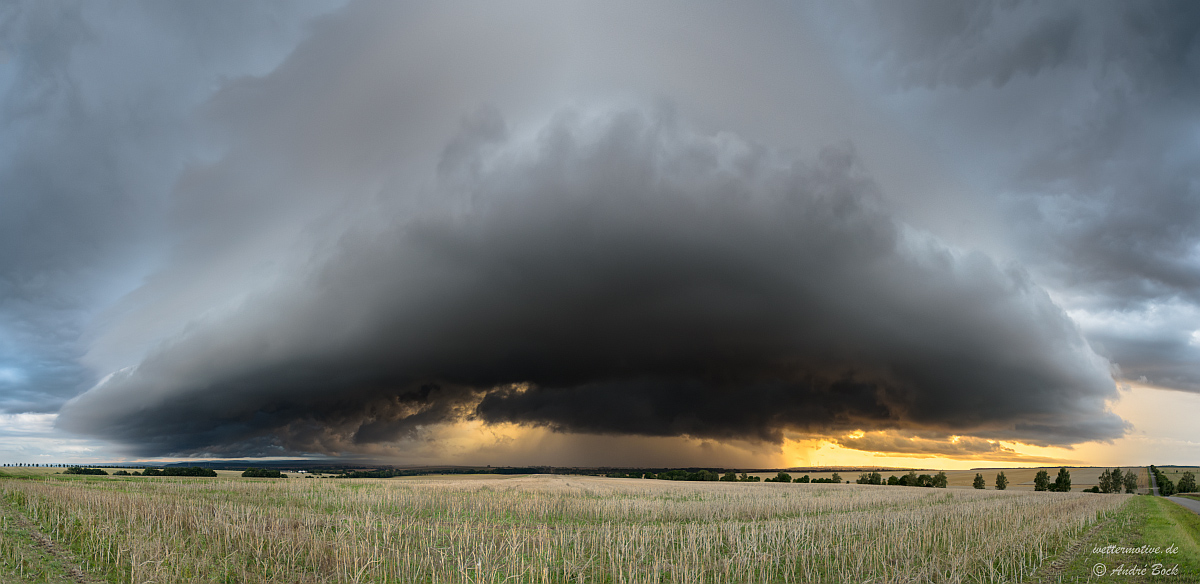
57, 106, 1124, 457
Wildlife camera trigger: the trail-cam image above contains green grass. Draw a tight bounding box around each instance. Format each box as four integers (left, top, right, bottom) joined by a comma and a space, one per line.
1059, 495, 1200, 582
0, 498, 80, 584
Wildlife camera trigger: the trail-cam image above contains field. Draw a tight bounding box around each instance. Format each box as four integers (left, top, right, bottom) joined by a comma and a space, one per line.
0, 470, 1134, 584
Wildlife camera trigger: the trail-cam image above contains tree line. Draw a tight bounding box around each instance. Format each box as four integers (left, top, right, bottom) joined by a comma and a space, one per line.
242, 468, 287, 478
62, 466, 217, 477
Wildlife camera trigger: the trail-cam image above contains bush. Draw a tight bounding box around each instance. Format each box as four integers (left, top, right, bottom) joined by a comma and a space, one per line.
793, 475, 810, 483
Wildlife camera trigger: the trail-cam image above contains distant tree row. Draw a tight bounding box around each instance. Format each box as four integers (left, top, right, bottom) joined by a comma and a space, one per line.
58, 466, 217, 477
720, 472, 760, 482
656, 469, 721, 481
881, 471, 948, 488
142, 467, 217, 477
242, 468, 286, 478
63, 466, 107, 475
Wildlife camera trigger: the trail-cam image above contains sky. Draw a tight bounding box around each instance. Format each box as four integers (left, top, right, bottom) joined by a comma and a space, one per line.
1, 1, 1198, 469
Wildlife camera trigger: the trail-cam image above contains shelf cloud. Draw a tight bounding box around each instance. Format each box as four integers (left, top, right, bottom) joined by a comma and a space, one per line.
58, 104, 1123, 456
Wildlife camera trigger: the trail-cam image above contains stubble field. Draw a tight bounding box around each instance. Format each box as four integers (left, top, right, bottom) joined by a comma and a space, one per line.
0, 472, 1130, 583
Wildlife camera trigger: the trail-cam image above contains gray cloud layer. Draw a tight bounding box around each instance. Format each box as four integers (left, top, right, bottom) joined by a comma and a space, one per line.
0, 1, 334, 411
827, 0, 1200, 391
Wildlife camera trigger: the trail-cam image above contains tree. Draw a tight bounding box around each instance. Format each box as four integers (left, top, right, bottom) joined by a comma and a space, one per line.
794, 474, 810, 483
1178, 471, 1196, 494
973, 473, 985, 489
995, 472, 1008, 490
1052, 468, 1071, 492
831, 473, 842, 483
933, 471, 948, 488
903, 470, 919, 487
887, 475, 899, 486
1123, 470, 1139, 494
1034, 470, 1050, 492
720, 471, 738, 482
916, 474, 933, 488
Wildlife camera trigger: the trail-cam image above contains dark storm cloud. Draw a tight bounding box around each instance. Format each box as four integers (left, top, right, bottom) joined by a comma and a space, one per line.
830, 0, 1200, 392
58, 105, 1123, 456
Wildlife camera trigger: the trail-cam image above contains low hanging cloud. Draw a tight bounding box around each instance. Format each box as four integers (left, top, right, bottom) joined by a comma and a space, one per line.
832, 430, 1078, 464
57, 105, 1124, 457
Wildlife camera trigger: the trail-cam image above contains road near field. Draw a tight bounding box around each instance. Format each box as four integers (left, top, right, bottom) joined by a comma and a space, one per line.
1168, 496, 1200, 516
1150, 468, 1200, 515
